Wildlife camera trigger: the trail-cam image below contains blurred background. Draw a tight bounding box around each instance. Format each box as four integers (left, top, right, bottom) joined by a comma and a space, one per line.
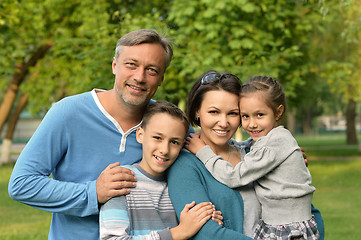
0, 0, 360, 239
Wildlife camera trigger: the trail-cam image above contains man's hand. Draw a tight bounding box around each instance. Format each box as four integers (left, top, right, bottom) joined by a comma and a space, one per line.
96, 162, 137, 204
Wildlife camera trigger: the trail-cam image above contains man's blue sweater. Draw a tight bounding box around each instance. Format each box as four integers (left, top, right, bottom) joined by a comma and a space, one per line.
8, 90, 144, 239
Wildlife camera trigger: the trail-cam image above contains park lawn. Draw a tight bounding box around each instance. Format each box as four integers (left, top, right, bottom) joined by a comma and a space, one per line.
309, 159, 361, 240
298, 133, 361, 239
1, 132, 360, 239
297, 133, 361, 157
0, 163, 51, 240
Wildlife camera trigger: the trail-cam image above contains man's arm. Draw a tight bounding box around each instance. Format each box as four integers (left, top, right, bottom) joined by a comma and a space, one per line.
8, 101, 136, 217
8, 102, 97, 216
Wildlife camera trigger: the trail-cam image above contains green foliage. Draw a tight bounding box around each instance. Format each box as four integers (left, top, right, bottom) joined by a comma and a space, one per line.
167, 0, 322, 98
1, 0, 115, 114
1, 0, 359, 125
318, 0, 361, 103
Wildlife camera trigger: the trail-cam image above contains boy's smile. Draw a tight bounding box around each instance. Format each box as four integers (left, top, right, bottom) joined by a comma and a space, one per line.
137, 113, 186, 177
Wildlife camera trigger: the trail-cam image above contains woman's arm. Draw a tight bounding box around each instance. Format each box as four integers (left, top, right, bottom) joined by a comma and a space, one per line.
167, 151, 253, 240
311, 204, 325, 240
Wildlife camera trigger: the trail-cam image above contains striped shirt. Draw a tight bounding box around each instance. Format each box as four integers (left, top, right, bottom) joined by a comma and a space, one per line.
100, 164, 178, 240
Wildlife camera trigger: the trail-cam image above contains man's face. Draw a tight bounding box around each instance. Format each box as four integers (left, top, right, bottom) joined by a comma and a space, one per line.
112, 43, 166, 108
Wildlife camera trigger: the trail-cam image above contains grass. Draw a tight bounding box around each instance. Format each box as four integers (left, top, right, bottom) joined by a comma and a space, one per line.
295, 133, 361, 240
308, 160, 361, 239
1, 132, 360, 239
0, 164, 51, 240
297, 133, 361, 157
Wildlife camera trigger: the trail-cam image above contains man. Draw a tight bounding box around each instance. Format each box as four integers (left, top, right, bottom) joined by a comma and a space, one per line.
8, 29, 173, 240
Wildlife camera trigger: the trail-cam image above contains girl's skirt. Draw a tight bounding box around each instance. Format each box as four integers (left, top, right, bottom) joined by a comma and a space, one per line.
253, 216, 319, 240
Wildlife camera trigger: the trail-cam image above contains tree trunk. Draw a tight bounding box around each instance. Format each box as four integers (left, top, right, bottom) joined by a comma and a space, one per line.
0, 139, 12, 166
0, 42, 52, 133
287, 108, 296, 134
0, 93, 29, 165
346, 98, 357, 144
303, 109, 313, 135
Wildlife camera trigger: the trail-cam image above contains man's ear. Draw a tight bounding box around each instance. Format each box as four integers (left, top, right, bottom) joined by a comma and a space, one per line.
111, 57, 117, 75
136, 127, 144, 144
275, 105, 285, 121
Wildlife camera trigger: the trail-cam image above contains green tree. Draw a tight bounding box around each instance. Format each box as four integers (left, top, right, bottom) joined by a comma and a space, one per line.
319, 0, 361, 145
0, 0, 114, 163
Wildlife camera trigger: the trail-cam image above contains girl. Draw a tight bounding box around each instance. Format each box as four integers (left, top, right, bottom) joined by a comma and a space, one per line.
186, 75, 320, 240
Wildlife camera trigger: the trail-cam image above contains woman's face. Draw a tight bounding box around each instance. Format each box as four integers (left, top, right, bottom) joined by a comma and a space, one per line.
197, 90, 240, 150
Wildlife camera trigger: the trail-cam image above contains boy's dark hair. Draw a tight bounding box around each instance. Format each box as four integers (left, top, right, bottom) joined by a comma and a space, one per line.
142, 101, 189, 134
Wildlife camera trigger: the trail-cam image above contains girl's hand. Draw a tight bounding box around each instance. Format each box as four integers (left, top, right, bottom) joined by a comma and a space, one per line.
185, 133, 206, 154
170, 201, 215, 240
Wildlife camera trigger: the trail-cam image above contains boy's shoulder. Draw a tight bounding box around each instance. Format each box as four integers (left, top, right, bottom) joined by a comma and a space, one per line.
121, 165, 145, 179
124, 164, 166, 183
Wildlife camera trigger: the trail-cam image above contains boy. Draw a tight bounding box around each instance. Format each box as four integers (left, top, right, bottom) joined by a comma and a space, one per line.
99, 101, 220, 240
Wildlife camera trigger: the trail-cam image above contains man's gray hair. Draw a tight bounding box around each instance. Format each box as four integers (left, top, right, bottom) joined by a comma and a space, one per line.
114, 29, 173, 69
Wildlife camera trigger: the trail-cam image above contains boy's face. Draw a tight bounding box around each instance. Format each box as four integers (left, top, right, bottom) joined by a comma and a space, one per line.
137, 113, 186, 177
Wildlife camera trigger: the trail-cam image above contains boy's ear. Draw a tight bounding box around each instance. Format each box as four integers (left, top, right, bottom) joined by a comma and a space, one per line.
275, 105, 285, 121
136, 127, 144, 144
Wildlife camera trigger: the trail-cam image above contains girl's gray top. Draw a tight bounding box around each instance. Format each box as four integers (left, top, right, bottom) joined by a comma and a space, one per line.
196, 126, 316, 225
197, 138, 261, 237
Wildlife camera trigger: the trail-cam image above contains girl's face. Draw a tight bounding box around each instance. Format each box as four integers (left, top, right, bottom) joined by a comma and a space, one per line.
197, 90, 240, 150
240, 91, 281, 141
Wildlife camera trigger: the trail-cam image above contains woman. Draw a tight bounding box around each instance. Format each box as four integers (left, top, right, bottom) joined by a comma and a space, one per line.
167, 70, 324, 239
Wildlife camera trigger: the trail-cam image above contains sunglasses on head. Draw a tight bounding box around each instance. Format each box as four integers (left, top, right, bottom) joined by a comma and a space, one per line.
200, 73, 240, 85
